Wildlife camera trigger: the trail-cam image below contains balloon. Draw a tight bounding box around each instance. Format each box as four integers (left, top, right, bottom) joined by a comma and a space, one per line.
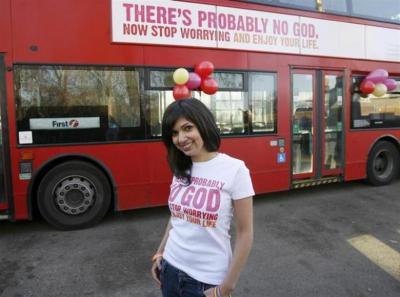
372, 83, 387, 97
195, 61, 214, 78
360, 80, 375, 94
383, 78, 397, 91
186, 72, 201, 90
366, 69, 388, 84
201, 77, 218, 95
173, 68, 189, 85
173, 85, 191, 100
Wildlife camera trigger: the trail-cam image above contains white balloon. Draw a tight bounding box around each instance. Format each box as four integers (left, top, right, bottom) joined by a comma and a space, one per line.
372, 83, 387, 97
173, 68, 189, 85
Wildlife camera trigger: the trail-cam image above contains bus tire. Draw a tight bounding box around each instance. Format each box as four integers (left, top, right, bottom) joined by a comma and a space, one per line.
37, 161, 111, 230
367, 141, 400, 186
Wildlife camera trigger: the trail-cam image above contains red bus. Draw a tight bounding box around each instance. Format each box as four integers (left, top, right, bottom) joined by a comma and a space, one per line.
1, 0, 399, 229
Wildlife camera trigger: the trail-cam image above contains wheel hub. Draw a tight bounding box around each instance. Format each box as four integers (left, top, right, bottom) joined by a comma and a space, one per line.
54, 176, 95, 215
374, 151, 393, 178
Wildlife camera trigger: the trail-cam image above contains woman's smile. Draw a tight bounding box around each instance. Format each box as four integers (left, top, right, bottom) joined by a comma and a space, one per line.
181, 143, 192, 151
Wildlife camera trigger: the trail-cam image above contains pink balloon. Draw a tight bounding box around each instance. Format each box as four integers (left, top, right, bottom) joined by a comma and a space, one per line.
366, 69, 388, 84
383, 78, 397, 91
186, 72, 201, 90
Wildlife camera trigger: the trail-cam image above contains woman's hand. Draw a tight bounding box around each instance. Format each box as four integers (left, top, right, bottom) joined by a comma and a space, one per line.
151, 256, 163, 287
203, 287, 214, 297
203, 286, 231, 297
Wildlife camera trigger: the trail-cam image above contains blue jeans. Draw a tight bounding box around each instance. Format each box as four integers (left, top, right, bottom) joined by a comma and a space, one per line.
160, 260, 215, 297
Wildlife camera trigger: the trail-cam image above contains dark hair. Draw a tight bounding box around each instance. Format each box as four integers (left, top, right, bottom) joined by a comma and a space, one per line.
161, 98, 221, 184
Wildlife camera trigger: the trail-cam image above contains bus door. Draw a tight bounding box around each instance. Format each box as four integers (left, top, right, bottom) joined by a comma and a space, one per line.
0, 55, 7, 206
291, 69, 344, 185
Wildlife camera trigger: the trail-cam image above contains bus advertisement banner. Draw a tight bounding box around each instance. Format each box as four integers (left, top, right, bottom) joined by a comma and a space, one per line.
111, 0, 400, 62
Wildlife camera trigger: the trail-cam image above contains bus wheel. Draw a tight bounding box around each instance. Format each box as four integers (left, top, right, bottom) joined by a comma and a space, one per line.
37, 161, 111, 230
367, 141, 400, 186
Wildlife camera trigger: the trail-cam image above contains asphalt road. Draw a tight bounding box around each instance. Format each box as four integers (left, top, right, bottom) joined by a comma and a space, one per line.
1, 179, 400, 297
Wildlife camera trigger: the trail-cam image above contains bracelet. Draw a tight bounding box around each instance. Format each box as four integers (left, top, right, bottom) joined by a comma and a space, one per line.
215, 286, 232, 297
151, 252, 163, 262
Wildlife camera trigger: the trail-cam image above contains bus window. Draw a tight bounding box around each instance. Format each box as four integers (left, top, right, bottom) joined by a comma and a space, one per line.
351, 0, 400, 23
144, 89, 174, 137
292, 73, 313, 175
324, 75, 343, 170
278, 0, 316, 10
212, 91, 246, 134
15, 65, 144, 144
351, 77, 400, 129
145, 70, 277, 136
322, 0, 348, 14
249, 73, 277, 133
206, 72, 246, 135
144, 70, 175, 137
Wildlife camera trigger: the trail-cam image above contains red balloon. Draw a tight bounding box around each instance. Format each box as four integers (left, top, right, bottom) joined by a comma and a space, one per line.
360, 80, 375, 94
173, 85, 191, 100
201, 77, 218, 95
195, 61, 214, 78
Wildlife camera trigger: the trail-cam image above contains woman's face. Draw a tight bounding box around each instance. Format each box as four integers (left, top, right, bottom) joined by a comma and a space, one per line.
172, 117, 208, 162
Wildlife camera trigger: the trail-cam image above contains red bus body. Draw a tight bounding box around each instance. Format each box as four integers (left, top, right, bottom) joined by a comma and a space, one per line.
0, 0, 399, 227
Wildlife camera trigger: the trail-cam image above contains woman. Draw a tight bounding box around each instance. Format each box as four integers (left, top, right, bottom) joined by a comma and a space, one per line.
151, 98, 254, 297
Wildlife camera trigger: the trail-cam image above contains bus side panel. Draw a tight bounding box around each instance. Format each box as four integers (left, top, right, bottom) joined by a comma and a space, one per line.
344, 131, 400, 181
4, 54, 31, 220
17, 136, 291, 217
0, 0, 12, 53
0, 55, 10, 211
143, 46, 250, 70
221, 137, 290, 194
345, 132, 368, 181
11, 0, 145, 65
147, 143, 173, 207
343, 66, 400, 182
28, 143, 157, 211
0, 0, 18, 216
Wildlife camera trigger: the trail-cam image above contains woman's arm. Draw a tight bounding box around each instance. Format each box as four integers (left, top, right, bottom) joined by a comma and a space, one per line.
205, 197, 254, 296
151, 218, 172, 286
222, 197, 253, 295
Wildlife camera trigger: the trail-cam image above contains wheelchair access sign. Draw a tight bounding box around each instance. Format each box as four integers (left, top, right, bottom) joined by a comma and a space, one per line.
277, 153, 286, 163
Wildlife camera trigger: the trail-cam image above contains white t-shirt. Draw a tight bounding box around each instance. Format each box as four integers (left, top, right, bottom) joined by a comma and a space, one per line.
163, 153, 255, 285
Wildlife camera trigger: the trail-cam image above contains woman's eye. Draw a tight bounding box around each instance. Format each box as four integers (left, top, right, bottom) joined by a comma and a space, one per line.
184, 125, 193, 131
